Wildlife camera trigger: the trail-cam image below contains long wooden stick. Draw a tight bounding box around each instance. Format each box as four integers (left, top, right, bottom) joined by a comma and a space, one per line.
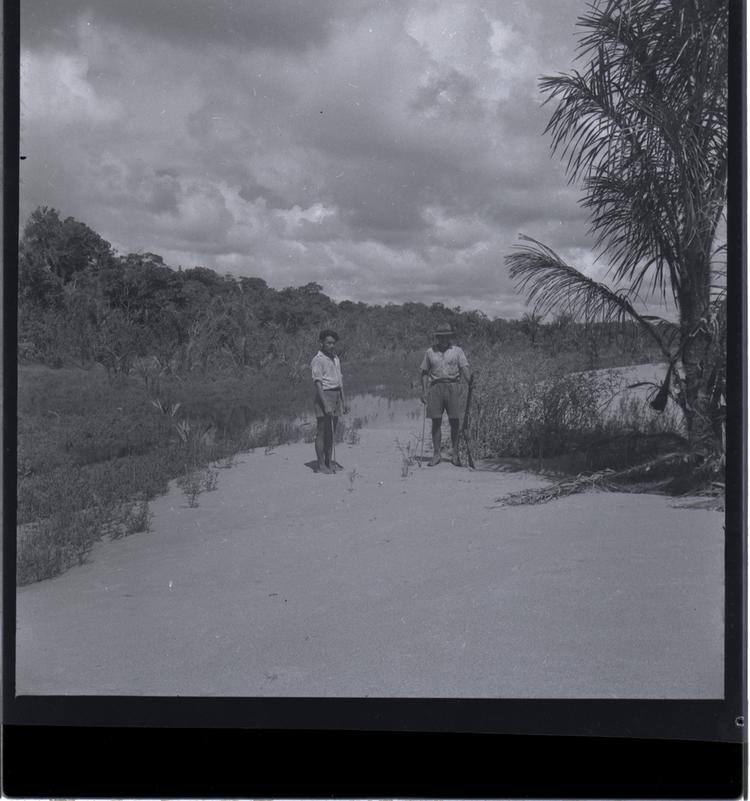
330, 413, 337, 470
461, 375, 475, 469
419, 401, 427, 466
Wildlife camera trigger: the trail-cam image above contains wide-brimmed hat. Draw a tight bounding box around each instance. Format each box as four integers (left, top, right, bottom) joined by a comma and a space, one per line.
433, 322, 454, 337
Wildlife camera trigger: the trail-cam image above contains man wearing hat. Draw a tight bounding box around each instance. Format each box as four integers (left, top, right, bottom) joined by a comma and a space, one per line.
419, 322, 472, 466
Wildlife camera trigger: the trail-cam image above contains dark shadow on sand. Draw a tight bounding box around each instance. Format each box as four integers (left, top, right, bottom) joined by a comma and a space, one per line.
304, 460, 345, 473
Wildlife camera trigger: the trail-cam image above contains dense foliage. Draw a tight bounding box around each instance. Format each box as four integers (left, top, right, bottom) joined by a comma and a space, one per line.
18, 206, 661, 377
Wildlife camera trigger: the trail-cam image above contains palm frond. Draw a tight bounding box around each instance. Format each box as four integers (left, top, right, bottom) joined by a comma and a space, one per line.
505, 235, 675, 362
538, 0, 728, 298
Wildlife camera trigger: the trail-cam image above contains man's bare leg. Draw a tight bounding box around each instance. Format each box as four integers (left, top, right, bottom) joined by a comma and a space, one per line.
428, 418, 442, 466
330, 416, 341, 471
449, 417, 461, 466
315, 417, 332, 473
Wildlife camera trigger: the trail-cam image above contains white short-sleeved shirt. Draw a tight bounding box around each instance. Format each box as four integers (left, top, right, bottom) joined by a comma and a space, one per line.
311, 351, 343, 390
420, 345, 469, 383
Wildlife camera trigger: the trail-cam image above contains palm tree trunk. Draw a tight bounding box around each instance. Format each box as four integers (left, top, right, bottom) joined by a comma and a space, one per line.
681, 330, 713, 449
678, 249, 716, 453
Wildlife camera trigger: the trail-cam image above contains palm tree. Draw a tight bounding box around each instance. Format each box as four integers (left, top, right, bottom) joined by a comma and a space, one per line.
506, 0, 728, 457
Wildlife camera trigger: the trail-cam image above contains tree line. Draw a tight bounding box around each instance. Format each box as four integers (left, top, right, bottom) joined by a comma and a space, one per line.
17, 206, 658, 379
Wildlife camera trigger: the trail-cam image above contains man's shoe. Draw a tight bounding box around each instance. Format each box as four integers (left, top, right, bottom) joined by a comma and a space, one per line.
428, 455, 441, 466
451, 456, 462, 467
318, 463, 332, 474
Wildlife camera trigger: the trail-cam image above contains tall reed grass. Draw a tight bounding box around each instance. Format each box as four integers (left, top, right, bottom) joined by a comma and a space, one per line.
468, 349, 682, 473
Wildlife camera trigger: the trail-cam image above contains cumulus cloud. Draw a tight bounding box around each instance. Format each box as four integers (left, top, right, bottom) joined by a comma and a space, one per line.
21, 0, 369, 51
19, 0, 602, 317
21, 49, 122, 123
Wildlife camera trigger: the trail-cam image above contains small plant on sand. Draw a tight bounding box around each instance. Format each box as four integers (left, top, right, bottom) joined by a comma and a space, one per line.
395, 438, 416, 478
174, 417, 215, 464
70, 508, 102, 564
343, 425, 361, 445
177, 469, 204, 508
122, 497, 153, 536
177, 464, 219, 506
203, 467, 219, 492
347, 468, 360, 492
17, 521, 65, 584
217, 452, 238, 469
18, 502, 106, 583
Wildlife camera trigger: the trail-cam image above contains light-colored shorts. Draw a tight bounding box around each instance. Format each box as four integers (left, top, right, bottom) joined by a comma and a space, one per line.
427, 381, 462, 419
314, 387, 342, 418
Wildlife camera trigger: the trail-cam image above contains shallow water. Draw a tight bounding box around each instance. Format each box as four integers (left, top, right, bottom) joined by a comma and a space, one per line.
294, 392, 424, 430
283, 362, 675, 442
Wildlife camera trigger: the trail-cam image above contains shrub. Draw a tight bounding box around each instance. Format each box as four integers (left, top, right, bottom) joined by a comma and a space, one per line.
17, 523, 66, 585
121, 498, 153, 537
177, 470, 205, 507
471, 350, 682, 470
204, 467, 219, 492
17, 501, 111, 585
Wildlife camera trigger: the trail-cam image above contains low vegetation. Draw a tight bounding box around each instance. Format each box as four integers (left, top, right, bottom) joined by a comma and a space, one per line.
16, 357, 409, 584
469, 352, 683, 471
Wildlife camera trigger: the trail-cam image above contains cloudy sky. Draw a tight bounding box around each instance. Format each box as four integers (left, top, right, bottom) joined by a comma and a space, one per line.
20, 0, 605, 318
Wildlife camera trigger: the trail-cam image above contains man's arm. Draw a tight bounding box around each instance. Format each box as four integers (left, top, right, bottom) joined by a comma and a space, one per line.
419, 352, 430, 403
311, 357, 331, 414
421, 370, 430, 403
315, 379, 331, 414
458, 349, 472, 384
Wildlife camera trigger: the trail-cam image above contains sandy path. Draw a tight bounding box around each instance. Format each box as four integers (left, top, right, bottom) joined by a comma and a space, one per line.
16, 403, 724, 698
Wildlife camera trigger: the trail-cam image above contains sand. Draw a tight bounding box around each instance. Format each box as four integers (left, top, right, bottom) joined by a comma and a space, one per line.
16, 395, 724, 698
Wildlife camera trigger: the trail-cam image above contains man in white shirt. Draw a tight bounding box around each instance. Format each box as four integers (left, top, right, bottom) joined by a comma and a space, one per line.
311, 329, 348, 474
420, 322, 472, 466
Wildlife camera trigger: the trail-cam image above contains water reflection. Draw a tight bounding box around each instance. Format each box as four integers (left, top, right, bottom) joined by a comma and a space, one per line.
294, 393, 424, 431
